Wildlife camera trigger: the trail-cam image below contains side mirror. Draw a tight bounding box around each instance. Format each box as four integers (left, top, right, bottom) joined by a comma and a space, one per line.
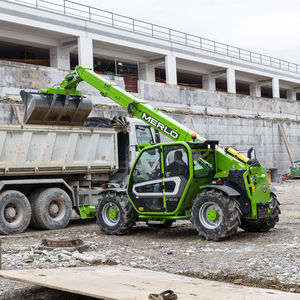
247, 147, 256, 159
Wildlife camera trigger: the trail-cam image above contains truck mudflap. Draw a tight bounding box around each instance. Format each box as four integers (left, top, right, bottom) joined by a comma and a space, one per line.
20, 90, 92, 126
200, 184, 240, 197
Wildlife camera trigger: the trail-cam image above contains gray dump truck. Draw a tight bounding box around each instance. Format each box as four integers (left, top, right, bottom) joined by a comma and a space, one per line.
0, 91, 159, 235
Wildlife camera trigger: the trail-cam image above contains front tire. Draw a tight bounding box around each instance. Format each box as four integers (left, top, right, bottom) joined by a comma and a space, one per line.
96, 192, 136, 235
30, 188, 72, 230
191, 190, 241, 241
0, 190, 31, 234
240, 193, 280, 232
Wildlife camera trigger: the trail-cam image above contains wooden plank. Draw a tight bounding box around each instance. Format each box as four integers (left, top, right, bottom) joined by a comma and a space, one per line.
278, 123, 294, 167
0, 266, 298, 300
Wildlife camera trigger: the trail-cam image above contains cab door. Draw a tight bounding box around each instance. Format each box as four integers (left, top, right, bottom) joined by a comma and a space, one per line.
162, 145, 190, 212
128, 146, 165, 212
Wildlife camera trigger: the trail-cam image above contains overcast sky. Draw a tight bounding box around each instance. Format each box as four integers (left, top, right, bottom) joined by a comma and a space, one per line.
83, 0, 300, 64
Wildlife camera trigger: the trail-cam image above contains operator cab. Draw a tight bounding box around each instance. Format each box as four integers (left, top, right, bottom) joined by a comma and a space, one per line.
128, 141, 217, 214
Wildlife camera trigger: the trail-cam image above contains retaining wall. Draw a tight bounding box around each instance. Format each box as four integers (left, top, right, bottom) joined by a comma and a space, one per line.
0, 61, 299, 177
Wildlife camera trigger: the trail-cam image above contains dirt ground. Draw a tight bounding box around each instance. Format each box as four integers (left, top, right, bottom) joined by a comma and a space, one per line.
0, 180, 299, 299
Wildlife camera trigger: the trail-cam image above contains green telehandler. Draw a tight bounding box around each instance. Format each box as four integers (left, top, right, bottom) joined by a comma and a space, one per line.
25, 66, 280, 240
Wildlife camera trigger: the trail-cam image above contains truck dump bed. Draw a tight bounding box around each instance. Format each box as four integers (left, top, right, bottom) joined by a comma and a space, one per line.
0, 124, 118, 176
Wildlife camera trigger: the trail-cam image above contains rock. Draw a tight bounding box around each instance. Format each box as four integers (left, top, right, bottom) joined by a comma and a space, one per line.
60, 254, 71, 262
72, 252, 105, 264
89, 245, 97, 251
61, 250, 72, 256
233, 279, 243, 284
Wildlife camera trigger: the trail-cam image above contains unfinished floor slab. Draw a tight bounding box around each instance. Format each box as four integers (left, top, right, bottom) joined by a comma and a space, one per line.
0, 266, 299, 300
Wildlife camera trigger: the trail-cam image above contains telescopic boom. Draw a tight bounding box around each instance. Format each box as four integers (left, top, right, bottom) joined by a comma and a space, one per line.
38, 66, 251, 165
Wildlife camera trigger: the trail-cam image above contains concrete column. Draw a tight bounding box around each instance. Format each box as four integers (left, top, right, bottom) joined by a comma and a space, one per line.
50, 47, 70, 70
226, 68, 236, 93
272, 77, 280, 98
286, 89, 296, 101
202, 74, 216, 91
165, 55, 177, 85
78, 36, 93, 69
138, 63, 155, 82
250, 83, 261, 97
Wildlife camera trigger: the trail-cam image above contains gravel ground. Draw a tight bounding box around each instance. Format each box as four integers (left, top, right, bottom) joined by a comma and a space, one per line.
0, 180, 299, 299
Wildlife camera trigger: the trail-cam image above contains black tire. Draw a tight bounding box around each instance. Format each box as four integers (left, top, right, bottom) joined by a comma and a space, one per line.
30, 188, 72, 230
96, 192, 136, 235
240, 193, 280, 232
29, 188, 44, 229
147, 220, 174, 228
191, 190, 241, 241
0, 190, 31, 234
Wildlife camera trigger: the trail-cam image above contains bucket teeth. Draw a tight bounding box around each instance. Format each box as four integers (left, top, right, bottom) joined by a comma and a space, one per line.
20, 90, 92, 126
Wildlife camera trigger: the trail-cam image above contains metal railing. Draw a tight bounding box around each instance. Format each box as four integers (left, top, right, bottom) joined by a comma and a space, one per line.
4, 0, 300, 74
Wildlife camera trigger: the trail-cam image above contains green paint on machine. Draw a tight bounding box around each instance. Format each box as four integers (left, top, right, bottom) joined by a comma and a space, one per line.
34, 66, 280, 241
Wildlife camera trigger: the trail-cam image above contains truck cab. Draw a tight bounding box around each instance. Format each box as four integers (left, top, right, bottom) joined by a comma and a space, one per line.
85, 116, 160, 187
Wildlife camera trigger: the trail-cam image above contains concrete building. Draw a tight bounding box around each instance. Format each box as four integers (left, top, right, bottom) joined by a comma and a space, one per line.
0, 0, 299, 177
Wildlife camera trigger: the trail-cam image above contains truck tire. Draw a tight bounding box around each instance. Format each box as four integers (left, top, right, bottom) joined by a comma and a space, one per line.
30, 188, 72, 230
96, 192, 136, 235
0, 190, 31, 235
240, 193, 280, 232
191, 190, 241, 241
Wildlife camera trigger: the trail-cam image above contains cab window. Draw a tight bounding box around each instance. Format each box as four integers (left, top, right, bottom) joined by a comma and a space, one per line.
193, 150, 215, 178
132, 147, 161, 183
136, 125, 154, 144
164, 145, 189, 178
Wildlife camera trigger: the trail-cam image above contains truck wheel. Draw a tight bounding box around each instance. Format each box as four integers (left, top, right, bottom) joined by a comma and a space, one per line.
29, 188, 43, 229
0, 190, 31, 234
240, 193, 280, 232
30, 188, 72, 230
191, 190, 241, 241
96, 192, 136, 235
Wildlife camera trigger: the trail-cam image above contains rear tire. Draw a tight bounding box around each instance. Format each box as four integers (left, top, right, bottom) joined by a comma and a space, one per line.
30, 188, 72, 230
0, 190, 31, 235
191, 190, 241, 241
240, 193, 280, 232
29, 188, 44, 229
96, 192, 136, 235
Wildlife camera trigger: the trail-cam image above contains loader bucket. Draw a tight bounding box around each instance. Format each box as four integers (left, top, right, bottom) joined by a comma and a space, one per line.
20, 90, 93, 126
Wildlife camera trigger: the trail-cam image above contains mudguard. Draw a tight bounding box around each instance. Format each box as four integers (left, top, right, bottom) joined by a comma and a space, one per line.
200, 184, 240, 197
99, 185, 126, 194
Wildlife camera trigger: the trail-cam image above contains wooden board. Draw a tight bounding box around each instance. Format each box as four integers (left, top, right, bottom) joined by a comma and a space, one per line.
0, 266, 298, 300
278, 123, 294, 167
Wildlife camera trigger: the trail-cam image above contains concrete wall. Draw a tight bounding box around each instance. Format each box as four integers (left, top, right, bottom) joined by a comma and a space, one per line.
0, 61, 125, 103
138, 81, 300, 176
0, 61, 299, 177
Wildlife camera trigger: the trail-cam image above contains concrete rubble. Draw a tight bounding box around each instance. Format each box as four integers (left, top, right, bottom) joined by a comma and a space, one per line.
0, 180, 299, 298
